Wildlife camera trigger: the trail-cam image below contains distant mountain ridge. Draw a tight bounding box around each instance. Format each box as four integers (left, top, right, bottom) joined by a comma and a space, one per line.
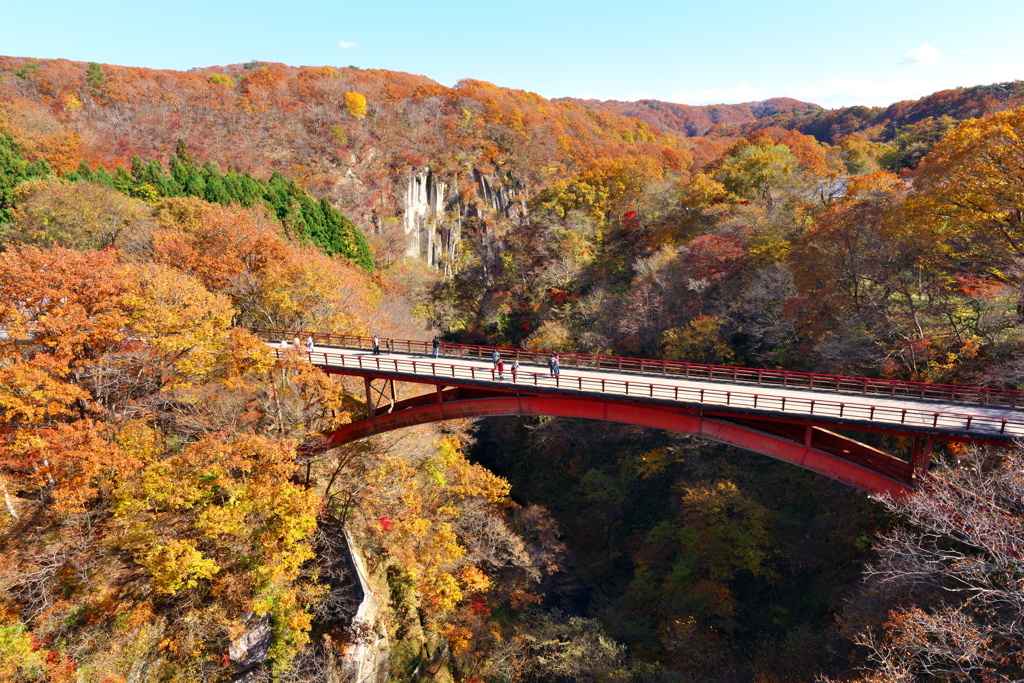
560, 96, 823, 138
771, 80, 1024, 143
575, 81, 1024, 144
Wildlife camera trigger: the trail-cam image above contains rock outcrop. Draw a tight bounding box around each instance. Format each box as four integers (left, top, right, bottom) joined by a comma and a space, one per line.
402, 167, 526, 273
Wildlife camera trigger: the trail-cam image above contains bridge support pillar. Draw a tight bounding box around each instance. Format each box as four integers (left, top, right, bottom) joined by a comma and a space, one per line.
912, 436, 934, 485
364, 377, 374, 418
363, 377, 398, 419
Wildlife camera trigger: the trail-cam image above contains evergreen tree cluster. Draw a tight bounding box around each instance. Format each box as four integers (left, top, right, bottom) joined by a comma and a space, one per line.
0, 134, 51, 223
63, 139, 374, 270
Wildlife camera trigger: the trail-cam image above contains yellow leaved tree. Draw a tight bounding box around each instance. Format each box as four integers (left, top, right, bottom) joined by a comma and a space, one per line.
344, 91, 367, 119
357, 434, 511, 623
902, 108, 1024, 281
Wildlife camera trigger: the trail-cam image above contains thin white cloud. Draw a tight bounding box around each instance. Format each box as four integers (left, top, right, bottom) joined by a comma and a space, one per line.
900, 43, 945, 66
665, 81, 763, 105
959, 49, 972, 54
782, 66, 1024, 109
626, 92, 654, 101
579, 93, 598, 99
972, 64, 1022, 83
784, 77, 931, 108
338, 40, 357, 49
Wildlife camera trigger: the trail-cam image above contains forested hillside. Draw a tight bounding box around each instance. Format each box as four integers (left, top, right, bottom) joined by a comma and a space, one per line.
2, 53, 1024, 682
562, 96, 822, 138
0, 56, 688, 232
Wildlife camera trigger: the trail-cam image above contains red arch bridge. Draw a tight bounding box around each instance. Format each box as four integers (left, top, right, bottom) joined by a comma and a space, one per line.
253, 328, 1024, 498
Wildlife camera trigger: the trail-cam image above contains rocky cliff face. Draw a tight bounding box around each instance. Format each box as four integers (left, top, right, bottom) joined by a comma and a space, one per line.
402, 167, 526, 274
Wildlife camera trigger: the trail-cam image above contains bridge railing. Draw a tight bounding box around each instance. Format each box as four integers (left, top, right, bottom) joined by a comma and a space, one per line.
272, 346, 1024, 440
250, 327, 1024, 410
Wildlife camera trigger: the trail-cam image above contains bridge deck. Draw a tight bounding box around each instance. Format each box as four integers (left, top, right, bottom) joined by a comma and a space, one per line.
252, 327, 1024, 409
281, 343, 1024, 441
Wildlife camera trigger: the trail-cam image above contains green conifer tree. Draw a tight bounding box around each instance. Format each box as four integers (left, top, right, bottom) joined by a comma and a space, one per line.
75, 160, 93, 181
93, 165, 115, 187
85, 62, 106, 97
113, 167, 133, 194
0, 134, 51, 223
143, 160, 165, 188
184, 169, 206, 197
175, 138, 196, 170
168, 156, 189, 187
130, 155, 146, 182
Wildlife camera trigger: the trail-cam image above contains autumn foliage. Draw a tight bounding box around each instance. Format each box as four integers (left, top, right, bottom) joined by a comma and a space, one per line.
4, 50, 1024, 682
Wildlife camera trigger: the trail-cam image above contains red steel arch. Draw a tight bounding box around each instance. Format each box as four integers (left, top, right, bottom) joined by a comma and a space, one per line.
320, 389, 915, 498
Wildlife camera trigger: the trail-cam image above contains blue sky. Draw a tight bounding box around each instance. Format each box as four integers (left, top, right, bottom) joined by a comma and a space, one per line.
4, 0, 1023, 109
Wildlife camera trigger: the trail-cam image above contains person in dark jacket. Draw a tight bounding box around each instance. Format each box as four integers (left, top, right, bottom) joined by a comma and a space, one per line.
432, 337, 440, 358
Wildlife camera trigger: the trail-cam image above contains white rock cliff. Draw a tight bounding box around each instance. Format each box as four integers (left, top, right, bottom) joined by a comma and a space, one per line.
401, 167, 525, 273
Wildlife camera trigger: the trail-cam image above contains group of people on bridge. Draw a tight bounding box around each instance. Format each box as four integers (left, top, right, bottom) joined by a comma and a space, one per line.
488, 348, 560, 381
371, 336, 394, 354
289, 331, 567, 383
280, 336, 315, 355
